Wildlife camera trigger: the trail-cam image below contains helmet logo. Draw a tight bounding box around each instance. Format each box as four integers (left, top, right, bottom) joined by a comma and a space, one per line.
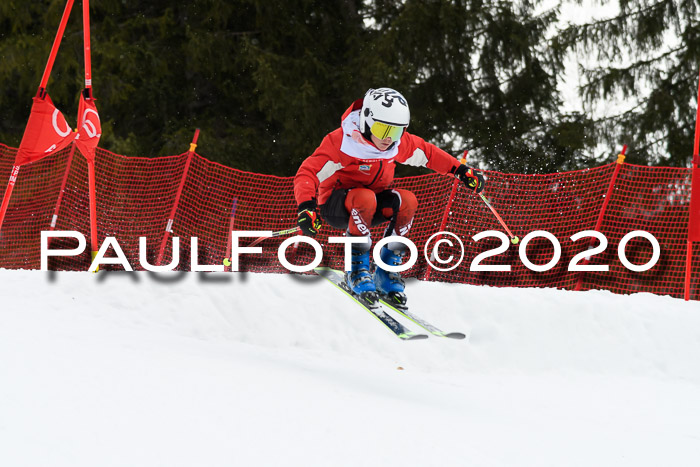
361, 87, 410, 132
371, 89, 407, 109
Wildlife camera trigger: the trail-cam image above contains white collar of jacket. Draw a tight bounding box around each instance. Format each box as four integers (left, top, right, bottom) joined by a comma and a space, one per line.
339, 109, 401, 160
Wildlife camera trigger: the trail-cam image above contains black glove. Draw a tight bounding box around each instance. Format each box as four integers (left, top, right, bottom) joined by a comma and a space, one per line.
453, 164, 485, 194
297, 200, 322, 236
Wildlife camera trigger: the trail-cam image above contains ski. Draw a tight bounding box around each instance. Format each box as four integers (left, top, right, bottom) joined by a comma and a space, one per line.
314, 267, 428, 341
378, 296, 467, 340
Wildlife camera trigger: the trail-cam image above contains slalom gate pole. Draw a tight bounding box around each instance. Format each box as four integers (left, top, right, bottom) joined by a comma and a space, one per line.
156, 129, 200, 266
0, 0, 75, 237
87, 161, 98, 268
82, 0, 92, 92
82, 0, 99, 270
39, 0, 75, 94
684, 65, 700, 300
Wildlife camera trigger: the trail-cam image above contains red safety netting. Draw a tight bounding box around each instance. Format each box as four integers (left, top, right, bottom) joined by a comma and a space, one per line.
1, 141, 698, 300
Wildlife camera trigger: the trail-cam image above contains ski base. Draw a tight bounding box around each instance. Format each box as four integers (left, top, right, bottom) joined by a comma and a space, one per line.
315, 267, 428, 341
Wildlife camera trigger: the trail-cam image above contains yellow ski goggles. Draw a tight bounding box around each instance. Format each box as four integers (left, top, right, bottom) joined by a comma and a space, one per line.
369, 121, 405, 142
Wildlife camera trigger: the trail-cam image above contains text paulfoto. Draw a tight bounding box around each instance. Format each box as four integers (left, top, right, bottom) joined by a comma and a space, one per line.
40, 230, 661, 274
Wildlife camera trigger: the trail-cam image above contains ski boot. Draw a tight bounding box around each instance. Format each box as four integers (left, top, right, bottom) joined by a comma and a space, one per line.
345, 247, 378, 307
374, 245, 407, 309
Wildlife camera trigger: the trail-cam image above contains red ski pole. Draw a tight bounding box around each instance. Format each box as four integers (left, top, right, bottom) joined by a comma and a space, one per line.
223, 227, 302, 266
461, 151, 519, 245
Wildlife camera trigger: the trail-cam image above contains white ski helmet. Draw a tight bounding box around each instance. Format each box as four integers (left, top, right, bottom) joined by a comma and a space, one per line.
359, 87, 410, 143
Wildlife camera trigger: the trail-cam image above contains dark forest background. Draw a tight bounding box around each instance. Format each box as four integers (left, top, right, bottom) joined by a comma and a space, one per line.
0, 0, 698, 175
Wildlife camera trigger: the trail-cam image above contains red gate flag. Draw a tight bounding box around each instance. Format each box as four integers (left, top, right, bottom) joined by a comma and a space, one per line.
75, 93, 101, 162
14, 94, 76, 166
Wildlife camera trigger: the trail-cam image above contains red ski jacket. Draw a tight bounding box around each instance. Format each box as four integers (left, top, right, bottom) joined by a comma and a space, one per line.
294, 99, 461, 206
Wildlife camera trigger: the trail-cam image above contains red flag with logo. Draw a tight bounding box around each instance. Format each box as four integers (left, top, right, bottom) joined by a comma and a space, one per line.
14, 94, 76, 166
75, 93, 101, 162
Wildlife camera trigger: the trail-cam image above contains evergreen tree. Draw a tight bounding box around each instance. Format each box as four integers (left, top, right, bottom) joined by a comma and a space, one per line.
0, 0, 598, 175
556, 0, 700, 167
0, 1, 84, 141
355, 0, 597, 173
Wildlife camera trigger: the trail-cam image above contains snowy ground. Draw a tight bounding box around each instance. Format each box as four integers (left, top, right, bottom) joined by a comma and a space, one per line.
1, 270, 699, 467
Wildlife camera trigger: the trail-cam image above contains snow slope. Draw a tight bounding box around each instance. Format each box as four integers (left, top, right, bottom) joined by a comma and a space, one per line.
1, 270, 699, 467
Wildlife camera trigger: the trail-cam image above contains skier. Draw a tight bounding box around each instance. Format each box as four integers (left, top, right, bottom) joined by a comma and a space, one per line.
294, 87, 485, 304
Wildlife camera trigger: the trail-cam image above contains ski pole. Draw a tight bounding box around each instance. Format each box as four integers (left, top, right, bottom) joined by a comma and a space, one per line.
461, 152, 519, 245
478, 192, 519, 245
247, 226, 302, 248
223, 226, 302, 266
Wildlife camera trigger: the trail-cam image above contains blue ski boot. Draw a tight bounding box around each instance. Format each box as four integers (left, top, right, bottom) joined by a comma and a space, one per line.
374, 245, 408, 308
345, 247, 378, 306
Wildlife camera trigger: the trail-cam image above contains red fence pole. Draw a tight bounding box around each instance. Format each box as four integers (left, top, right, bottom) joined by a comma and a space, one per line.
156, 129, 200, 266
684, 65, 700, 300
0, 165, 21, 235
574, 145, 627, 291
423, 159, 462, 282
224, 197, 238, 272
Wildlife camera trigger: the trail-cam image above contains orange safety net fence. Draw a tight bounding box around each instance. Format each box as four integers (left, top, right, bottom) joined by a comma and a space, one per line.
0, 141, 698, 300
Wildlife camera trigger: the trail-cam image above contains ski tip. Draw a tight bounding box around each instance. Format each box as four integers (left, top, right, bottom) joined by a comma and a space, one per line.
444, 332, 467, 340
400, 333, 429, 341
